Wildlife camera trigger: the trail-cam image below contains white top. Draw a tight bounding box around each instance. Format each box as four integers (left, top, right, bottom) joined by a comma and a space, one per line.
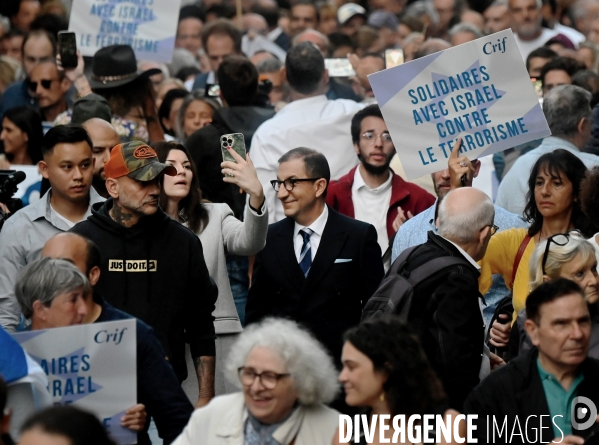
351, 166, 392, 253
293, 205, 329, 261
514, 28, 558, 60
251, 94, 364, 223
50, 204, 76, 228
553, 23, 585, 47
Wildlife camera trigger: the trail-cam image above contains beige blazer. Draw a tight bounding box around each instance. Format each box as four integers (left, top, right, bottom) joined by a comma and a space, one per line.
172, 392, 339, 445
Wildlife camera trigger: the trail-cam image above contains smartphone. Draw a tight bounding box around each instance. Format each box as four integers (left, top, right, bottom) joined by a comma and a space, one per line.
385, 49, 404, 69
221, 133, 247, 163
205, 83, 221, 98
324, 58, 356, 77
58, 31, 77, 69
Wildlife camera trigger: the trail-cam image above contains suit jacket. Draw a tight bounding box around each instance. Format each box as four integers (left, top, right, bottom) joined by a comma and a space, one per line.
464, 348, 599, 444
246, 207, 384, 362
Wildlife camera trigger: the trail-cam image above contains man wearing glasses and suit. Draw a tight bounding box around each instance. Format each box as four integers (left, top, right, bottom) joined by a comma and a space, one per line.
245, 147, 384, 369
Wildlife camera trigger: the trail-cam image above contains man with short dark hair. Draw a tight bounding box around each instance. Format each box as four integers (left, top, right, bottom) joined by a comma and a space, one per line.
465, 278, 599, 444
289, 0, 319, 37
327, 105, 434, 260
70, 141, 218, 408
526, 46, 557, 77
0, 29, 55, 118
251, 42, 364, 223
41, 233, 193, 445
0, 125, 103, 332
540, 55, 585, 94
246, 147, 384, 364
191, 19, 242, 90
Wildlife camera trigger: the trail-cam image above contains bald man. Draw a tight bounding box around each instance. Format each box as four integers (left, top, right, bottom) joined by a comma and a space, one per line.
392, 186, 495, 411
41, 233, 193, 445
81, 118, 120, 198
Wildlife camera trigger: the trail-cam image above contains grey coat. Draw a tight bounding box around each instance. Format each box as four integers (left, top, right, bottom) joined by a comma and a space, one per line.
197, 202, 268, 335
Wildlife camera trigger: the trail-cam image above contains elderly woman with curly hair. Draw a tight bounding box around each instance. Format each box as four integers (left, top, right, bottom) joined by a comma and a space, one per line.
335, 317, 464, 445
172, 318, 340, 445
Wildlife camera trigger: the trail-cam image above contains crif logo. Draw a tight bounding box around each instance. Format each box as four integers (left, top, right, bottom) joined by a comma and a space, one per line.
108, 260, 157, 272
572, 396, 597, 431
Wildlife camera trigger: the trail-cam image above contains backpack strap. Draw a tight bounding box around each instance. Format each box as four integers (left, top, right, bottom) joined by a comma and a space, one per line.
405, 255, 471, 287
510, 235, 531, 288
388, 245, 420, 276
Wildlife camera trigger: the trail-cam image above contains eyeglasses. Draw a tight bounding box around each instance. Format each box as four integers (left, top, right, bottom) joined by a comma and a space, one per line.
238, 367, 290, 389
482, 224, 499, 236
361, 131, 393, 143
28, 79, 59, 91
270, 178, 321, 192
541, 230, 581, 275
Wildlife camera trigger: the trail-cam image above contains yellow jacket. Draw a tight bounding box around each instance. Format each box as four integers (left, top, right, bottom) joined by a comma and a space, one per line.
478, 228, 536, 318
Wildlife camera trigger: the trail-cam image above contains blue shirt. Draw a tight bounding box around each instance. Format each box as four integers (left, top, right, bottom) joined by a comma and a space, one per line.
0, 80, 37, 119
391, 199, 528, 324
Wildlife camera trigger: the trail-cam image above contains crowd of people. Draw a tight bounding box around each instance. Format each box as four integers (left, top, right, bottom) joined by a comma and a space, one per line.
2, 0, 599, 443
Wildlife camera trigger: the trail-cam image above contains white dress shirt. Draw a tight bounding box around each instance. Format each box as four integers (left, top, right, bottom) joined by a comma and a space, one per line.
251, 95, 364, 223
351, 166, 392, 253
293, 205, 329, 262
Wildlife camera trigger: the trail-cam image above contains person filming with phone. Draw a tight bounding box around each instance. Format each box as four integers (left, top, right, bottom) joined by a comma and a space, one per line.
155, 140, 268, 396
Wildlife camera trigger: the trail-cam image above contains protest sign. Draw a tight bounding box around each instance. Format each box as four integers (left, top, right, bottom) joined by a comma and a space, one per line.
69, 0, 182, 63
13, 320, 137, 444
369, 29, 551, 180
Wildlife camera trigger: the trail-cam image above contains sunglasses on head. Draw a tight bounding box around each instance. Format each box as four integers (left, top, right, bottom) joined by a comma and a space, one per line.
541, 230, 582, 275
27, 79, 57, 91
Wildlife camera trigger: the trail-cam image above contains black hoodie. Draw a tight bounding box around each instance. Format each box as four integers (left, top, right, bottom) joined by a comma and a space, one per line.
70, 199, 218, 381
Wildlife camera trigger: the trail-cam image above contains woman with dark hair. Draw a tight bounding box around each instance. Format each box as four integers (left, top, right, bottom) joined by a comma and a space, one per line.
334, 317, 462, 444
158, 89, 188, 139
175, 91, 220, 143
19, 406, 116, 445
580, 165, 599, 257
0, 106, 43, 168
155, 141, 268, 396
475, 149, 594, 346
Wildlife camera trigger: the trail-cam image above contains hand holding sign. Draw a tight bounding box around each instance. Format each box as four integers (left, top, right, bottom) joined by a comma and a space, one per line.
448, 138, 471, 189
120, 403, 146, 431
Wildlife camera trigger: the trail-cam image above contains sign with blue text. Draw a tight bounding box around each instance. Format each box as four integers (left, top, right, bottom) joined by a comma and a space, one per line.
69, 0, 182, 63
13, 320, 137, 444
369, 29, 550, 180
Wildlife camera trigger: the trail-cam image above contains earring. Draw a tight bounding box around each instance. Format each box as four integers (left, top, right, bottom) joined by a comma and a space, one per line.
380, 392, 385, 402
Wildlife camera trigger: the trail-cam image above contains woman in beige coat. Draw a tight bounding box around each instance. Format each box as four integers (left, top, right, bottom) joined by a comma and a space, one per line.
172, 318, 340, 445
156, 141, 268, 398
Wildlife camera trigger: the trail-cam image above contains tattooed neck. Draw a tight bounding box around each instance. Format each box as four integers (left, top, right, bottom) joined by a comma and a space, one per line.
110, 201, 137, 227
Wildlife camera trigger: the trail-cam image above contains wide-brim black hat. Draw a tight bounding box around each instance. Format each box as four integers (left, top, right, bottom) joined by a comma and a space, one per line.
89, 44, 161, 90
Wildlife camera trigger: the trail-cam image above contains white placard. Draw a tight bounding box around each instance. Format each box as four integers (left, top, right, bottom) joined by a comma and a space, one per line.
369, 30, 551, 180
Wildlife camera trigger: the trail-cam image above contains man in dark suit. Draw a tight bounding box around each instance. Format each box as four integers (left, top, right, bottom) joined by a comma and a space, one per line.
245, 147, 384, 363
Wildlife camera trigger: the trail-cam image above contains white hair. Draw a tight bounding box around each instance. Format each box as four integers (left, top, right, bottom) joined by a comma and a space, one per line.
225, 318, 339, 405
438, 189, 495, 244
449, 22, 484, 39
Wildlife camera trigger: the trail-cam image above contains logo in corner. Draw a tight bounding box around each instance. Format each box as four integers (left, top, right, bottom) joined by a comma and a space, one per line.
133, 145, 157, 159
572, 396, 597, 430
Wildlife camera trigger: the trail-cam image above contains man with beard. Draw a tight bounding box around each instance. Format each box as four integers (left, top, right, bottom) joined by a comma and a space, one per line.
509, 0, 560, 60
81, 118, 120, 199
326, 104, 434, 263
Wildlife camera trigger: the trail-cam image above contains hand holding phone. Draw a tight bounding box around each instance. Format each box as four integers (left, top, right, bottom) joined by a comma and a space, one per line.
58, 31, 78, 69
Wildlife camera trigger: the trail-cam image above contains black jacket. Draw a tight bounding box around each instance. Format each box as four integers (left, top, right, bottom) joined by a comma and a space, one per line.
464, 348, 599, 444
405, 231, 485, 411
186, 106, 275, 219
245, 207, 384, 364
96, 297, 193, 445
70, 199, 218, 381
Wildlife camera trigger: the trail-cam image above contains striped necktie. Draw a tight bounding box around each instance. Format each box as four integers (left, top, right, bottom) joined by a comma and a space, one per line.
298, 228, 314, 277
